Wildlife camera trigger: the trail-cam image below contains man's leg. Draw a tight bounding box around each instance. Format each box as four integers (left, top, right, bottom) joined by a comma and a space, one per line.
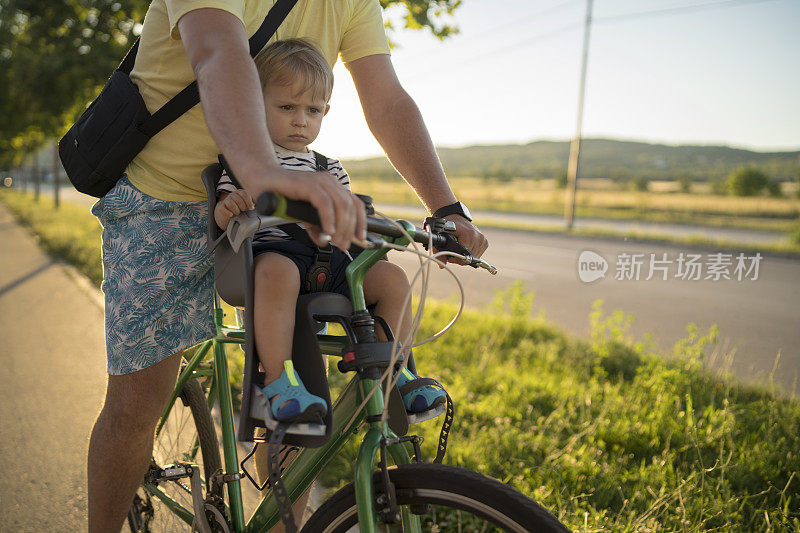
87, 352, 182, 533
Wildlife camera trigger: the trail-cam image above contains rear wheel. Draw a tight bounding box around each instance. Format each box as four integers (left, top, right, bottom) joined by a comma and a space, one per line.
302, 463, 569, 532
126, 377, 223, 532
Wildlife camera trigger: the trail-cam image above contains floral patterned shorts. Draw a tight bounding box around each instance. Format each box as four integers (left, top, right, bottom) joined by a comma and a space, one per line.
91, 176, 215, 375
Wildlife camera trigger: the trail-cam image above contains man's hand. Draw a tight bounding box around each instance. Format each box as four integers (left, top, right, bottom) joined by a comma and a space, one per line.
441, 215, 488, 264
268, 169, 366, 250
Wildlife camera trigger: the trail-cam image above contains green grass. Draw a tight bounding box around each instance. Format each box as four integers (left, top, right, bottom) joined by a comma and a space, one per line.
321, 288, 800, 531
3, 189, 798, 531
1, 189, 103, 285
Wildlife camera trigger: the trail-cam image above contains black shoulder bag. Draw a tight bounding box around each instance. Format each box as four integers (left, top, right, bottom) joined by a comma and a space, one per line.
59, 0, 298, 198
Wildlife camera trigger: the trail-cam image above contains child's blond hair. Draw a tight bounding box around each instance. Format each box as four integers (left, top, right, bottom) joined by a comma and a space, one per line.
254, 39, 333, 102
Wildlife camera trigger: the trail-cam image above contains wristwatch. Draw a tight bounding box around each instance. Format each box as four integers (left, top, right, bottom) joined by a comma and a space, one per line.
432, 201, 472, 222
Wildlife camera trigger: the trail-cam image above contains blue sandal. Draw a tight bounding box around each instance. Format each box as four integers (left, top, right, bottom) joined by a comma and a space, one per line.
395, 367, 447, 414
262, 361, 327, 422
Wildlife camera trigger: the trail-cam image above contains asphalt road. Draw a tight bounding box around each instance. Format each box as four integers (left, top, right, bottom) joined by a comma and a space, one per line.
390, 227, 800, 394
0, 204, 107, 531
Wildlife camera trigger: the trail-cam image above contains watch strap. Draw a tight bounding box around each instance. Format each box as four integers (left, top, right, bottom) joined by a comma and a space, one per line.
433, 201, 472, 222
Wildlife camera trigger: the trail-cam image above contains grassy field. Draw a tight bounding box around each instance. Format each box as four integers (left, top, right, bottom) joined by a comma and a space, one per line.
318, 290, 799, 531
2, 189, 798, 531
355, 176, 800, 232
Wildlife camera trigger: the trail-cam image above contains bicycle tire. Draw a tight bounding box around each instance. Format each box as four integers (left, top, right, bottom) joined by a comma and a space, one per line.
126, 377, 223, 532
302, 462, 569, 533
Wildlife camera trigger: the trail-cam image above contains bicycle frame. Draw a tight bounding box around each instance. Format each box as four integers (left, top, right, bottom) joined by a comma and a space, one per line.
150, 228, 423, 532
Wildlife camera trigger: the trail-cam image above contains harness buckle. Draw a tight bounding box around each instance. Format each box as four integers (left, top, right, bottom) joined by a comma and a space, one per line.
305, 245, 333, 293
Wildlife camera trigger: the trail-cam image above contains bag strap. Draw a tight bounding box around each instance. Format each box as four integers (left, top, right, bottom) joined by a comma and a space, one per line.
312, 151, 329, 172
129, 0, 298, 137
119, 39, 139, 74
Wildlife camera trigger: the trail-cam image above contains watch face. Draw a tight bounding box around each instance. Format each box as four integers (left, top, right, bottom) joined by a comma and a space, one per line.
458, 202, 472, 221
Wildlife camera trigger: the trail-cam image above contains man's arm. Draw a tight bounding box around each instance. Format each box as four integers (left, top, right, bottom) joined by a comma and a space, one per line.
177, 8, 365, 248
345, 54, 488, 258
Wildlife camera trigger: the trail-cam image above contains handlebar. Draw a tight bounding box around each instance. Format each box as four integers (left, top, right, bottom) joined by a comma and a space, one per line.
254, 191, 497, 274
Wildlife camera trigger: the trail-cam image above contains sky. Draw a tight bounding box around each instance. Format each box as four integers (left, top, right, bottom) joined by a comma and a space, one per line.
313, 0, 800, 159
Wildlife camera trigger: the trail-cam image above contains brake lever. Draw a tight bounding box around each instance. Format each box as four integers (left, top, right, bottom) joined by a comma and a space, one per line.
434, 232, 499, 275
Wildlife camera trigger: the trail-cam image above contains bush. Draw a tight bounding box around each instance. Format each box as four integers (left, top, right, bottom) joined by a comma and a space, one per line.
554, 171, 568, 189
677, 175, 692, 193
632, 176, 649, 192
767, 180, 783, 198
790, 220, 800, 246
726, 167, 770, 196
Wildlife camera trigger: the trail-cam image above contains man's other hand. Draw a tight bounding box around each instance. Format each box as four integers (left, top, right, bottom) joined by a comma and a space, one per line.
441, 215, 488, 264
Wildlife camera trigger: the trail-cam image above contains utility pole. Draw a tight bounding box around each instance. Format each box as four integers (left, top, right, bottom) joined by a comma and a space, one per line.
564, 0, 593, 230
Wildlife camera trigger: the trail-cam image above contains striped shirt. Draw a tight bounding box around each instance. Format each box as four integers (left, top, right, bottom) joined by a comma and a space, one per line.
217, 147, 350, 243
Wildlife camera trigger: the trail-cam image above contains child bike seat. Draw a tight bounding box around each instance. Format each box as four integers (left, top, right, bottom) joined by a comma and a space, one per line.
202, 164, 333, 446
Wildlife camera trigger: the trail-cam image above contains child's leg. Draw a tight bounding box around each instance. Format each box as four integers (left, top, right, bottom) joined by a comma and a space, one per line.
363, 261, 446, 413
253, 252, 326, 421
253, 252, 301, 382
363, 261, 412, 350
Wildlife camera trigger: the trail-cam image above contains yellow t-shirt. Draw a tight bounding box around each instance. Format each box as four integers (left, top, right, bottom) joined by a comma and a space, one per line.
127, 0, 390, 201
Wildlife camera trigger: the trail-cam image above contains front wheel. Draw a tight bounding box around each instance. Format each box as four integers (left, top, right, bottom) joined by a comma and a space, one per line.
302, 463, 569, 532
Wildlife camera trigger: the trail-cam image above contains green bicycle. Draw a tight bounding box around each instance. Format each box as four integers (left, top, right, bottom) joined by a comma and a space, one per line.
125, 165, 569, 533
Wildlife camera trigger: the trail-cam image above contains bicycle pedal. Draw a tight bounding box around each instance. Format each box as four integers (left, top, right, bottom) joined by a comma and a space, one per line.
146, 463, 196, 483
407, 403, 447, 425
251, 386, 326, 436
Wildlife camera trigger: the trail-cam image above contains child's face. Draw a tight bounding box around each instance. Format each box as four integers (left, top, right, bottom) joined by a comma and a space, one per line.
263, 80, 330, 153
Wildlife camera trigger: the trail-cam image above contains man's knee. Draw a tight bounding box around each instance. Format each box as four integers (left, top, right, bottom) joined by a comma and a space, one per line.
98, 353, 181, 435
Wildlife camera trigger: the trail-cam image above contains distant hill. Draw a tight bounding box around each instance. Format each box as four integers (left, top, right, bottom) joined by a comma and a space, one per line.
342, 139, 800, 182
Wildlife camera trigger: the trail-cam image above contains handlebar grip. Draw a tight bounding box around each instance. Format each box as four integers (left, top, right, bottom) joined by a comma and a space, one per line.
438, 233, 471, 256
254, 191, 322, 225
284, 198, 321, 225
254, 191, 280, 216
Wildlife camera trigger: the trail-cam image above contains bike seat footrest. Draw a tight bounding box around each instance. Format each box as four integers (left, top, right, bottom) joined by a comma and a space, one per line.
407, 402, 447, 425
250, 386, 326, 436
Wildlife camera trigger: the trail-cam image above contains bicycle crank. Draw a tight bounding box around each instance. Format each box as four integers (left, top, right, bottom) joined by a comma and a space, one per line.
192, 500, 231, 533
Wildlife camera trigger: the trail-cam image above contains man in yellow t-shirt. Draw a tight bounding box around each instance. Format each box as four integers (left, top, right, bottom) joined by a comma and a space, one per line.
88, 2, 489, 531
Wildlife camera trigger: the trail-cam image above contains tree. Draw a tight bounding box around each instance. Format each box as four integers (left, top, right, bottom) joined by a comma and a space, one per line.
554, 171, 567, 189
381, 0, 460, 40
0, 0, 461, 167
766, 180, 783, 198
632, 176, 649, 192
677, 175, 692, 194
795, 172, 800, 199
726, 167, 770, 197
0, 0, 149, 166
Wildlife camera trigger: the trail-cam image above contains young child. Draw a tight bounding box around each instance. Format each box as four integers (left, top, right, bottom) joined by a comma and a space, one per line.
214, 39, 445, 422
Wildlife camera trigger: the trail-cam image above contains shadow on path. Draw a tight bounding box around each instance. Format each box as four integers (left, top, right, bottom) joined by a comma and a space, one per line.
0, 261, 54, 297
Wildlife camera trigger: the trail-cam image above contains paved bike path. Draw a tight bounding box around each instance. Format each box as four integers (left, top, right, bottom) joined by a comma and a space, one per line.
0, 203, 107, 531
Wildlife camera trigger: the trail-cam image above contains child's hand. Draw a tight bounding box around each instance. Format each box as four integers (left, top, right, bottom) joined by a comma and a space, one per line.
214, 189, 255, 230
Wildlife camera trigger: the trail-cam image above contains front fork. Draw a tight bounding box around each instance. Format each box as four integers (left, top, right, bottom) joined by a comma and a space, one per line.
354, 377, 422, 533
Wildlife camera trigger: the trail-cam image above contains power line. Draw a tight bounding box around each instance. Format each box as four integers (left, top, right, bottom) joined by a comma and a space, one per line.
395, 0, 583, 65
403, 20, 583, 84
595, 0, 780, 23
464, 0, 584, 43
